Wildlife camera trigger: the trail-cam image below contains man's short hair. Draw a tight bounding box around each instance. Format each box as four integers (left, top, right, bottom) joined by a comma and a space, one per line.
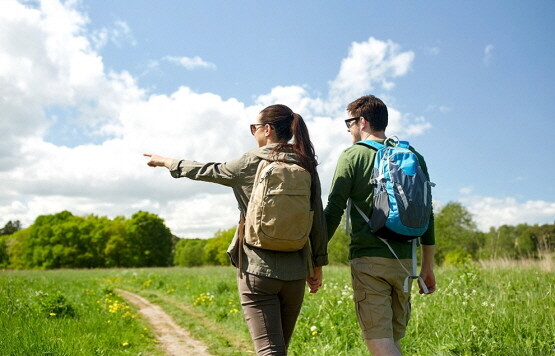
347, 95, 388, 132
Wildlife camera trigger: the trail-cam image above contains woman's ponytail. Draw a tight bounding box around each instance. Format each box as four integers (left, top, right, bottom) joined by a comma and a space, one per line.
290, 113, 318, 177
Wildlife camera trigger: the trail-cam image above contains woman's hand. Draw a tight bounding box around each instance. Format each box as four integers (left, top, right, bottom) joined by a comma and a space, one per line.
307, 266, 323, 294
143, 153, 173, 168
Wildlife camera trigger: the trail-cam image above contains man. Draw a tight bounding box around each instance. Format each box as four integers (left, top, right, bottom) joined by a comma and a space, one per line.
324, 95, 436, 356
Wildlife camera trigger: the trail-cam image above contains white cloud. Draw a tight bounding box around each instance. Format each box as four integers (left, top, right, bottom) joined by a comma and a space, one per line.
160, 193, 238, 238
164, 56, 216, 70
425, 104, 451, 113
483, 44, 494, 65
460, 196, 555, 231
0, 1, 438, 237
386, 109, 431, 137
459, 186, 474, 195
329, 37, 414, 110
91, 20, 137, 49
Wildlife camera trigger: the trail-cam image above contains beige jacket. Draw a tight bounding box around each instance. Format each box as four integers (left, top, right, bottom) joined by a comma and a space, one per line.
169, 144, 328, 280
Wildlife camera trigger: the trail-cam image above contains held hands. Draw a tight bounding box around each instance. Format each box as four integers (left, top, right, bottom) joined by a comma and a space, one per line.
143, 153, 172, 168
307, 266, 323, 294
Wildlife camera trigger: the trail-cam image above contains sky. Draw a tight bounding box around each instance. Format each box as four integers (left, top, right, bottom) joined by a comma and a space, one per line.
1, 0, 554, 237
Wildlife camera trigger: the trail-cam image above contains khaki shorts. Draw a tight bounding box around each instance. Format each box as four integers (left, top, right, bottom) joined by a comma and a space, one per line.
350, 256, 412, 341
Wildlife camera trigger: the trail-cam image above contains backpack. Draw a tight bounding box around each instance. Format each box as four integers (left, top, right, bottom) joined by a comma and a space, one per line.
348, 137, 435, 293
356, 137, 434, 240
244, 159, 314, 252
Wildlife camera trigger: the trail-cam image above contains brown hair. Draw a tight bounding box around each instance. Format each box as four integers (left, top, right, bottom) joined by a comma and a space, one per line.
259, 104, 318, 177
346, 95, 388, 132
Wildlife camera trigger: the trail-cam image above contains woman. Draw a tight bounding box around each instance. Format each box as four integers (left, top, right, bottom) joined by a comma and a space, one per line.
144, 104, 328, 355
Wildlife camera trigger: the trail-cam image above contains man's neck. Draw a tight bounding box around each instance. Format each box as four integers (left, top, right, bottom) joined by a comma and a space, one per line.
360, 131, 386, 141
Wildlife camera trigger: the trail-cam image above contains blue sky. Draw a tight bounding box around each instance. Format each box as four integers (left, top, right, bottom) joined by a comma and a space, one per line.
1, 0, 554, 236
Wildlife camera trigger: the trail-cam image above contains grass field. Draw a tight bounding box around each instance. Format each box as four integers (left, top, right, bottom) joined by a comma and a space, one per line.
1, 263, 554, 355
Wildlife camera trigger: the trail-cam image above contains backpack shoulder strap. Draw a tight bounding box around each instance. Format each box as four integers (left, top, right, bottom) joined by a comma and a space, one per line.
252, 159, 270, 189
356, 139, 384, 150
239, 158, 270, 278
398, 140, 410, 149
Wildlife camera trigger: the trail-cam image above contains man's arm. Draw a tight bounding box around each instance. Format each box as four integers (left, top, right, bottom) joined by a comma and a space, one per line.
324, 150, 353, 240
419, 244, 436, 294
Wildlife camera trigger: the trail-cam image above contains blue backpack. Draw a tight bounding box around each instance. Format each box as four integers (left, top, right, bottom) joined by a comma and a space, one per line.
347, 137, 435, 293
353, 137, 434, 240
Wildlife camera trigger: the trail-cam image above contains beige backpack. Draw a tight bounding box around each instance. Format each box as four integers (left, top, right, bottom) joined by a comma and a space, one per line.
244, 159, 314, 252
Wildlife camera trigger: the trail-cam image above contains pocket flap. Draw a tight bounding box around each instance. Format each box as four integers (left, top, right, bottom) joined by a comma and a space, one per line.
354, 289, 366, 303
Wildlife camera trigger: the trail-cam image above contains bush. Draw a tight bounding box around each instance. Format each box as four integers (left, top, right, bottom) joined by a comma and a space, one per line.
35, 292, 76, 318
443, 249, 473, 267
328, 227, 349, 265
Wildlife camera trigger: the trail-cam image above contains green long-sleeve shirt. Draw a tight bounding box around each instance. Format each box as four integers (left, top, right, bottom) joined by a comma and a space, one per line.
324, 141, 435, 260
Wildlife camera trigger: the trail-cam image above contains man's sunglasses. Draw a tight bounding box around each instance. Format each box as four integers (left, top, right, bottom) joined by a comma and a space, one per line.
345, 117, 359, 129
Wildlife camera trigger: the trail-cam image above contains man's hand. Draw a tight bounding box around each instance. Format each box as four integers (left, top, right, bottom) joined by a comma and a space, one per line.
419, 244, 436, 294
419, 267, 436, 294
307, 266, 323, 294
144, 153, 172, 168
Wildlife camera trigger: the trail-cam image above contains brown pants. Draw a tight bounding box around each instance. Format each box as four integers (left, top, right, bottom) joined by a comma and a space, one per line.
351, 257, 412, 340
238, 273, 305, 355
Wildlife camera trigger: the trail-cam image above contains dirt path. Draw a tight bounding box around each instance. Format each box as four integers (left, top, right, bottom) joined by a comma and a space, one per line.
148, 291, 253, 353
117, 289, 212, 356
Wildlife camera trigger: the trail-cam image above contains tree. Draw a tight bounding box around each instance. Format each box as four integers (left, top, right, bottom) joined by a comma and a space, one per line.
328, 222, 349, 265
174, 238, 207, 267
203, 227, 236, 266
0, 236, 8, 268
514, 224, 537, 258
25, 211, 75, 268
483, 224, 523, 260
2, 228, 31, 269
434, 202, 483, 264
0, 220, 22, 236
0, 211, 179, 269
103, 216, 131, 267
535, 223, 555, 254
126, 211, 173, 267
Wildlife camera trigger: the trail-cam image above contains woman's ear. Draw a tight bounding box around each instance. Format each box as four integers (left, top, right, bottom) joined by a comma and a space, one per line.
264, 124, 272, 137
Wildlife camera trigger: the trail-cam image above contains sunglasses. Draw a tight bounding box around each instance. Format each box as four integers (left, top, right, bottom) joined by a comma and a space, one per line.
345, 117, 359, 129
250, 123, 265, 135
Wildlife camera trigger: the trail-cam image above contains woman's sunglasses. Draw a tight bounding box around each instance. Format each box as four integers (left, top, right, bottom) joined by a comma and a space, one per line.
250, 123, 265, 135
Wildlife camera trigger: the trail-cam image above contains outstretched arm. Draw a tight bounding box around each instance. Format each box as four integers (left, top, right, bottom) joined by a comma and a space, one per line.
144, 152, 248, 187
144, 153, 173, 168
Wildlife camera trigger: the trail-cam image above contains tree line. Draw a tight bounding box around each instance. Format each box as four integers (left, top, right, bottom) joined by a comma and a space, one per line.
433, 202, 554, 266
0, 211, 174, 269
1, 202, 553, 269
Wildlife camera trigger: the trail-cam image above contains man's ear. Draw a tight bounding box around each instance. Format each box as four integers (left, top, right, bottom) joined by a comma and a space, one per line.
358, 117, 367, 129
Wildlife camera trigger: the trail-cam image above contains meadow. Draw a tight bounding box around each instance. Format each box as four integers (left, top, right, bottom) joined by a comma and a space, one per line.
1, 262, 554, 356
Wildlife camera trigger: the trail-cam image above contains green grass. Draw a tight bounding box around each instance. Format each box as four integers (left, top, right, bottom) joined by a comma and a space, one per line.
1, 264, 554, 355
0, 270, 163, 356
